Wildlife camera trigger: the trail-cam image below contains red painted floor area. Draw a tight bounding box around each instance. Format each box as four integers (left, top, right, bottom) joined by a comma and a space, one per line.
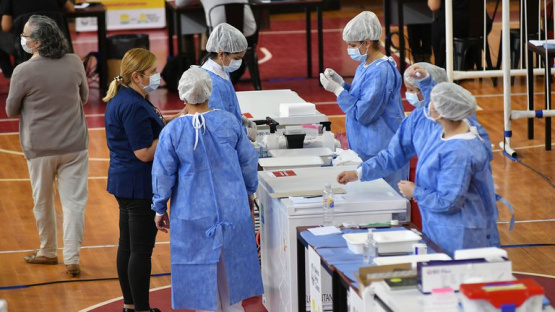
0, 16, 412, 133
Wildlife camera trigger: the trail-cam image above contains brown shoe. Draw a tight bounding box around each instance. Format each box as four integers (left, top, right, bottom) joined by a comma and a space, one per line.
24, 250, 58, 265
66, 264, 80, 276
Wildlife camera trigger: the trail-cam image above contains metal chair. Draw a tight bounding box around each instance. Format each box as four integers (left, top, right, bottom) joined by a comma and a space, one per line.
207, 2, 262, 90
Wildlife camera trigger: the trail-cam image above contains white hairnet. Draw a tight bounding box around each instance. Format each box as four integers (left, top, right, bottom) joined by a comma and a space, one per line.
404, 62, 448, 88
178, 66, 212, 104
206, 23, 248, 53
343, 11, 382, 42
431, 82, 477, 121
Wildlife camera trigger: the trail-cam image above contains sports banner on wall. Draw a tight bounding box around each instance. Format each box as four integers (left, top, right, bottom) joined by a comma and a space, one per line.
76, 0, 165, 31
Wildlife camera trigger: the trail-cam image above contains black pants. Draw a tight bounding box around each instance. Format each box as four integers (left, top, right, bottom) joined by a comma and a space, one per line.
115, 196, 158, 311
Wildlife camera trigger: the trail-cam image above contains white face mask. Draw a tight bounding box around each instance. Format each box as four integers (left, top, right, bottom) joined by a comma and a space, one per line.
222, 54, 242, 73
405, 92, 423, 107
20, 36, 34, 54
424, 106, 441, 122
141, 73, 161, 93
347, 44, 368, 62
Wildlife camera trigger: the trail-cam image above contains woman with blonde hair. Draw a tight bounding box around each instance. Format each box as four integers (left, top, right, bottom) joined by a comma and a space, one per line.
104, 48, 181, 312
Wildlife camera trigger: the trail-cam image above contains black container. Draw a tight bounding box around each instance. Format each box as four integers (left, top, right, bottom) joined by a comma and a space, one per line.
285, 134, 306, 149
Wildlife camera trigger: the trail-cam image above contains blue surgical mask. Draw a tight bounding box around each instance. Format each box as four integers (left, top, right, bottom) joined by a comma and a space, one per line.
20, 36, 33, 54
347, 45, 367, 62
405, 92, 423, 107
224, 57, 242, 73
142, 73, 161, 93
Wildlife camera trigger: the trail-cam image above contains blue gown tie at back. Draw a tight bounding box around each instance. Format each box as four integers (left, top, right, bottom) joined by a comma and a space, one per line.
205, 221, 235, 250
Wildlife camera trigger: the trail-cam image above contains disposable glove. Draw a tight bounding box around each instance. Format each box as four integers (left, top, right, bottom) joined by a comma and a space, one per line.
320, 73, 344, 96
324, 68, 344, 87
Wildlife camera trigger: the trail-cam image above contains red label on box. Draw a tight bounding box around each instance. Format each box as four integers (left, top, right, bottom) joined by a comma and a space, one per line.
271, 170, 296, 177
243, 112, 253, 118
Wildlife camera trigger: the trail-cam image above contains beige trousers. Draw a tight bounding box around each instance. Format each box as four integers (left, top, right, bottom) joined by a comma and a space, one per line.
26, 150, 88, 264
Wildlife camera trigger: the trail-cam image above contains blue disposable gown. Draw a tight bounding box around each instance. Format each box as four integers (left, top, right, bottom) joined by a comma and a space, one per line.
358, 109, 500, 255
338, 56, 408, 191
203, 69, 244, 123
413, 130, 498, 256
151, 110, 263, 310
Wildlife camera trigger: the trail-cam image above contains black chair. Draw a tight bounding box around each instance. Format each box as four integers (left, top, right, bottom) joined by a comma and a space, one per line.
452, 0, 495, 84
495, 0, 542, 85
12, 11, 73, 66
207, 2, 262, 90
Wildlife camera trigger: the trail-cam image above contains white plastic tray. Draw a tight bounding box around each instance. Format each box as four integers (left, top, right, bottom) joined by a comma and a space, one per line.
373, 230, 422, 254
342, 233, 367, 254
258, 156, 324, 171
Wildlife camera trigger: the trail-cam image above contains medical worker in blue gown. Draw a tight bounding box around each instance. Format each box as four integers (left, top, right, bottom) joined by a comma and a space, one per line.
337, 82, 500, 256
201, 23, 257, 141
151, 67, 263, 312
403, 63, 448, 109
319, 11, 408, 193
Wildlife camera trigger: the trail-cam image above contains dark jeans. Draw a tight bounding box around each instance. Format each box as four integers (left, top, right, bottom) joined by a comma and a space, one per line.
115, 196, 158, 311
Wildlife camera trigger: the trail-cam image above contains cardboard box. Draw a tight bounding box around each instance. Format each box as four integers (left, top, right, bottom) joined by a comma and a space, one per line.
355, 263, 415, 296
418, 258, 513, 293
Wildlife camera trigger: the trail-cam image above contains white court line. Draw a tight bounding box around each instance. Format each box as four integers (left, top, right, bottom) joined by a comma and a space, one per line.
498, 219, 555, 224
512, 271, 555, 279
0, 176, 108, 182
492, 144, 548, 153
0, 241, 170, 255
78, 285, 172, 312
258, 47, 272, 64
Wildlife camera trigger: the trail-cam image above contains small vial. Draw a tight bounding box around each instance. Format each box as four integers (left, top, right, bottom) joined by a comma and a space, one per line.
322, 183, 335, 226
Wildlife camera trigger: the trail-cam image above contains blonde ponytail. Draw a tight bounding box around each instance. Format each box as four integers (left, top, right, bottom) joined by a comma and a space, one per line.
102, 76, 123, 102
101, 48, 156, 103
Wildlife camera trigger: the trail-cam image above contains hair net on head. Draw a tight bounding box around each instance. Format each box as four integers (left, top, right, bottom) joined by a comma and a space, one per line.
431, 82, 477, 121
404, 62, 448, 88
178, 66, 212, 104
343, 11, 382, 42
206, 23, 248, 53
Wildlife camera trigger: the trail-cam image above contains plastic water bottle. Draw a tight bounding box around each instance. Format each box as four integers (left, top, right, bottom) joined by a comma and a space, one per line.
322, 183, 335, 226
363, 229, 377, 264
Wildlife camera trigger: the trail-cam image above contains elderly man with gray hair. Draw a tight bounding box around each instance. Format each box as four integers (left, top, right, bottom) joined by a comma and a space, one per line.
5, 15, 88, 276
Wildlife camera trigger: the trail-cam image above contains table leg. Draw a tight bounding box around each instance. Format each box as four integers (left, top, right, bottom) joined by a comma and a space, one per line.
176, 10, 183, 56
332, 270, 348, 311
528, 47, 534, 140
97, 13, 108, 91
317, 5, 323, 76
398, 0, 406, 73
167, 4, 175, 57
545, 59, 552, 151
384, 0, 391, 57
297, 236, 307, 312
305, 7, 312, 78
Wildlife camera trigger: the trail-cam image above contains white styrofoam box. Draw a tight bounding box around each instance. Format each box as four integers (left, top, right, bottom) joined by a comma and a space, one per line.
373, 230, 421, 254
258, 156, 323, 171
454, 247, 508, 260
373, 253, 452, 266
343, 233, 368, 254
279, 103, 316, 117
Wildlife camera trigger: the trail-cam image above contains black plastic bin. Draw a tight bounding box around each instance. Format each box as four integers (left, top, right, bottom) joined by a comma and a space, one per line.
106, 34, 149, 81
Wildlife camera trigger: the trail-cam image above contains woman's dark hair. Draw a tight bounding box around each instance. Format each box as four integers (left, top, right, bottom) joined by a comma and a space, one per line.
201, 51, 229, 65
28, 15, 69, 59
